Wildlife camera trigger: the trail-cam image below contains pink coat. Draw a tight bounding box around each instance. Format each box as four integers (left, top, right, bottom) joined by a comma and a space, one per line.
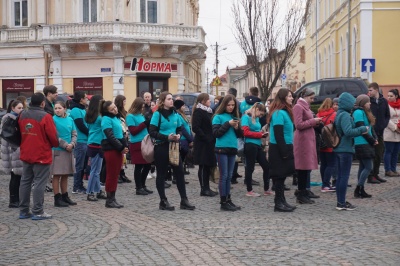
293, 98, 318, 170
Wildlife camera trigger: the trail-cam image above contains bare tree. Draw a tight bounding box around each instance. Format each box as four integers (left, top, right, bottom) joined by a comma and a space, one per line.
232, 0, 311, 100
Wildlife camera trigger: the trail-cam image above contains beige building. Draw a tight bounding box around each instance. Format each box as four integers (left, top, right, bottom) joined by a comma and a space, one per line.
0, 0, 206, 107
305, 0, 400, 91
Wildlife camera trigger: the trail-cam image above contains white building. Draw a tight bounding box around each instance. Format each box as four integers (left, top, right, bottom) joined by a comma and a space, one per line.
0, 0, 206, 107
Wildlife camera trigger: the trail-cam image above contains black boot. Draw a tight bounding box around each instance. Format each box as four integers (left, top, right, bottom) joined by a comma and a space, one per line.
360, 186, 372, 198
62, 192, 77, 205
164, 181, 171, 188
96, 190, 107, 199
8, 202, 19, 208
292, 173, 298, 186
274, 184, 294, 212
159, 198, 175, 211
105, 192, 121, 208
120, 169, 132, 183
220, 196, 236, 211
54, 193, 69, 207
354, 185, 362, 198
143, 187, 153, 194
282, 193, 296, 210
296, 190, 315, 204
306, 190, 320, 198
112, 191, 124, 208
180, 198, 195, 210
227, 194, 241, 210
136, 187, 148, 195
200, 188, 218, 197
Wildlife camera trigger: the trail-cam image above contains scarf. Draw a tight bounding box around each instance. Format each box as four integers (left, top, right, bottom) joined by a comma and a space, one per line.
388, 99, 400, 109
196, 103, 213, 113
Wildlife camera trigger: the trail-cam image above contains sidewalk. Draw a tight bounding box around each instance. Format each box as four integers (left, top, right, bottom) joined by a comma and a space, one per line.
0, 163, 399, 265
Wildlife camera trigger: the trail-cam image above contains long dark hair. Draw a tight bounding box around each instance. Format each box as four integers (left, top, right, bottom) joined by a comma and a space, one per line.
128, 97, 145, 115
214, 94, 239, 118
114, 95, 127, 119
85, 95, 104, 124
268, 88, 294, 123
389, 88, 399, 99
7, 100, 22, 113
100, 100, 113, 116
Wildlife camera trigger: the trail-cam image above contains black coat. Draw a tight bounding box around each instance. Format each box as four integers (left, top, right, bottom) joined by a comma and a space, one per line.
370, 94, 390, 136
268, 125, 295, 178
191, 108, 216, 166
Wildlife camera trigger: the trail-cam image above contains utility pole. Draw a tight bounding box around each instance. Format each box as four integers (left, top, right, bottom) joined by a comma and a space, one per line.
206, 68, 209, 94
215, 42, 220, 95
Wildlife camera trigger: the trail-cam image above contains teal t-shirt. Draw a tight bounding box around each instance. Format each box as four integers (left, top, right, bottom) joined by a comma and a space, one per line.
212, 113, 237, 149
88, 116, 104, 145
150, 111, 182, 141
53, 115, 76, 151
269, 110, 294, 144
353, 109, 372, 145
241, 114, 262, 146
126, 113, 148, 143
178, 115, 191, 141
70, 107, 88, 143
101, 115, 123, 140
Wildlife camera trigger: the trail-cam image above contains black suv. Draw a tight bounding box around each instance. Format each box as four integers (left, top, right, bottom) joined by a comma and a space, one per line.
294, 78, 369, 105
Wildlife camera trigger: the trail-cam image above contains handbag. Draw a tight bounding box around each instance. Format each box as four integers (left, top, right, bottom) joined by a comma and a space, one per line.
0, 115, 21, 147
141, 114, 161, 163
210, 166, 220, 184
169, 142, 180, 166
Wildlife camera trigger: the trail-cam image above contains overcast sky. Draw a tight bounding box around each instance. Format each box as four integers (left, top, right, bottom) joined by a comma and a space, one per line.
198, 0, 246, 81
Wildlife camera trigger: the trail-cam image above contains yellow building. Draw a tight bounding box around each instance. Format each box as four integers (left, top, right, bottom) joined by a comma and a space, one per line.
0, 0, 206, 107
306, 0, 400, 90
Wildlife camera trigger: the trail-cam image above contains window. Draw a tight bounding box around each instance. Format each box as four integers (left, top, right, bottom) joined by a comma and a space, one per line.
345, 82, 363, 95
322, 81, 344, 97
13, 0, 28, 26
140, 0, 158, 23
83, 0, 97, 22
305, 82, 322, 96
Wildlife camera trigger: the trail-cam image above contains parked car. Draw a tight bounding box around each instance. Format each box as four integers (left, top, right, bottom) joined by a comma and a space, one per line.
293, 78, 369, 108
172, 93, 215, 117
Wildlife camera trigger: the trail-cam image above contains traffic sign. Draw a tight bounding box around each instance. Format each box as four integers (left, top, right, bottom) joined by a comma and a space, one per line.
281, 73, 287, 80
361, 59, 375, 72
212, 76, 222, 86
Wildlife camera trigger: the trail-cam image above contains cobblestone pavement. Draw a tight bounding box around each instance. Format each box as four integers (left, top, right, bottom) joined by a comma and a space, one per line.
0, 163, 399, 266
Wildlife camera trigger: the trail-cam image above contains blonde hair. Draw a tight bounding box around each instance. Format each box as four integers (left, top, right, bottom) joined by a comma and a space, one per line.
318, 98, 333, 112
248, 102, 266, 124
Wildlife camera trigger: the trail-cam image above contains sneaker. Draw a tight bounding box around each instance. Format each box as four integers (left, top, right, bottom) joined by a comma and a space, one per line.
345, 201, 356, 210
31, 212, 52, 220
147, 173, 153, 179
321, 187, 336, 192
87, 194, 98, 201
336, 201, 356, 211
72, 188, 86, 194
246, 191, 261, 197
45, 185, 53, 192
264, 190, 275, 196
19, 212, 33, 219
151, 171, 157, 178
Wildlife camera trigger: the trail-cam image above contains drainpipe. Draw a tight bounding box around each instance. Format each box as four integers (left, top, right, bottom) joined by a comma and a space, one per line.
347, 0, 351, 77
315, 0, 318, 80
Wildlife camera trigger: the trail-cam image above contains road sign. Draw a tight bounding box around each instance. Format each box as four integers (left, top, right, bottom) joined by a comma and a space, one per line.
281, 74, 287, 80
361, 59, 375, 72
211, 76, 222, 86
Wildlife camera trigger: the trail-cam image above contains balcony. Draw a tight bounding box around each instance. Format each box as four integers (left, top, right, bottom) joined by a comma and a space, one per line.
0, 22, 206, 47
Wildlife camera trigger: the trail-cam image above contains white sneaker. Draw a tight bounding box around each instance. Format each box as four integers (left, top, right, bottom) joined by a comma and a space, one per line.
151, 171, 157, 178
147, 174, 153, 179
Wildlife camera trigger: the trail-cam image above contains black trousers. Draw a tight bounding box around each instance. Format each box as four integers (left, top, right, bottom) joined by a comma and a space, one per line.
296, 169, 310, 191
244, 143, 270, 191
10, 171, 21, 203
198, 165, 211, 190
134, 164, 151, 189
154, 142, 187, 200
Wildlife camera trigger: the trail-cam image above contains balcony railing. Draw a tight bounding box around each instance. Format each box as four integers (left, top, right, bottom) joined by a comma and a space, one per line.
0, 22, 205, 44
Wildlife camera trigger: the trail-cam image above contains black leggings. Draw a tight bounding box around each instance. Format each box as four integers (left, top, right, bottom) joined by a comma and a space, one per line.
10, 171, 21, 203
198, 165, 211, 190
297, 169, 310, 191
244, 143, 270, 192
134, 164, 151, 189
154, 142, 187, 200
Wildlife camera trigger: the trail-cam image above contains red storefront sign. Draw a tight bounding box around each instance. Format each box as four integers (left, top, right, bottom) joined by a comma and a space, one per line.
128, 58, 177, 72
73, 78, 103, 91
2, 79, 34, 92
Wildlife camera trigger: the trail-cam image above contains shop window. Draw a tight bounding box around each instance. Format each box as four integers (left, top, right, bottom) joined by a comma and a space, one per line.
140, 0, 158, 23
13, 0, 28, 27
83, 0, 97, 22
138, 78, 168, 100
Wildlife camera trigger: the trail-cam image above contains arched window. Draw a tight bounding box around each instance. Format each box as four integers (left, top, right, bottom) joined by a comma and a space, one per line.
339, 36, 343, 77
352, 26, 357, 77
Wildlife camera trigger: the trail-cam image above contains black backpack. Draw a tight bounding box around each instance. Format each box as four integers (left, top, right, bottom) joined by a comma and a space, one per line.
0, 115, 21, 147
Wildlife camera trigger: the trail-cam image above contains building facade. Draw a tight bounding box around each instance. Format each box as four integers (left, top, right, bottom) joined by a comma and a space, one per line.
0, 0, 206, 107
305, 0, 400, 91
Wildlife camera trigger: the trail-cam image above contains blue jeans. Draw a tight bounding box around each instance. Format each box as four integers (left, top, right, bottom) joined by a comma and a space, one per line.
384, 141, 400, 172
320, 152, 336, 187
86, 153, 103, 194
335, 152, 353, 205
357, 158, 373, 186
73, 142, 87, 190
215, 153, 236, 197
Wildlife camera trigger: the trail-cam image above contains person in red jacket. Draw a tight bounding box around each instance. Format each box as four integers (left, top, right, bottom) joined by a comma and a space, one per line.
18, 92, 59, 220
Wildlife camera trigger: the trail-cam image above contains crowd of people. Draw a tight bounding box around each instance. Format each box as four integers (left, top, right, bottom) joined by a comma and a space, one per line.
1, 81, 397, 219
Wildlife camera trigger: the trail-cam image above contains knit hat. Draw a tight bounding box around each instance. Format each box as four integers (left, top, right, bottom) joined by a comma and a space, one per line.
173, 99, 185, 109
355, 94, 370, 107
333, 98, 339, 104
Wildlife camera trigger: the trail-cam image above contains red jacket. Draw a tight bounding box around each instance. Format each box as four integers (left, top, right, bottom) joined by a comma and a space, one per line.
18, 107, 59, 164
317, 108, 336, 153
